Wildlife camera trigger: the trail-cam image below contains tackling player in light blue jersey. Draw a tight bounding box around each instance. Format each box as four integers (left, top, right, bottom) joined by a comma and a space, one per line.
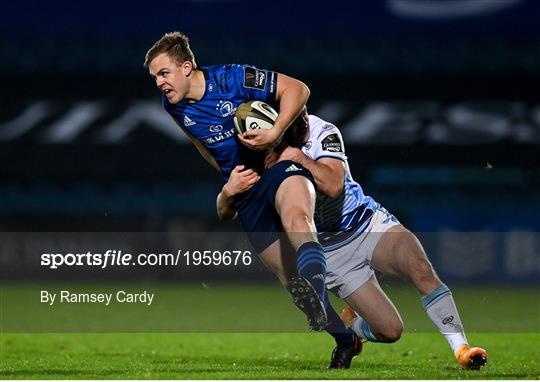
294, 116, 379, 252
144, 32, 334, 336
220, 113, 488, 370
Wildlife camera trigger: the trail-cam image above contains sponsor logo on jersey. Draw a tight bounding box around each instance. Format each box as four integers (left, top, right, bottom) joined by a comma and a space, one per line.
209, 124, 223, 132
321, 133, 343, 152
268, 71, 276, 94
442, 315, 454, 325
202, 128, 236, 145
183, 116, 196, 126
243, 67, 267, 90
304, 141, 312, 150
285, 164, 302, 172
216, 100, 236, 117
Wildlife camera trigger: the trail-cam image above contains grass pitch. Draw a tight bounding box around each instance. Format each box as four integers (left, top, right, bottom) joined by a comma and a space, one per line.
1, 282, 539, 379
1, 332, 538, 379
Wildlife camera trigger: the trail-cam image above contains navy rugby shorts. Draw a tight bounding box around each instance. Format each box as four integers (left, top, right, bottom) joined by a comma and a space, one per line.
234, 160, 315, 253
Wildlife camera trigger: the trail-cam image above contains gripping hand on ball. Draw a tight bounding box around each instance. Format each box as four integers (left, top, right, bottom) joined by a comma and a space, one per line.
238, 128, 281, 151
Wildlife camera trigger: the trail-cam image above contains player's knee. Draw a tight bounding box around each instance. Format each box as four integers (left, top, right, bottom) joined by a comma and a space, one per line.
376, 322, 403, 343
382, 328, 402, 343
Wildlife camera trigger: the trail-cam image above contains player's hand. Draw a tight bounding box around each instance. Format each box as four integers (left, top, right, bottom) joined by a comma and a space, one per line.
222, 165, 260, 197
278, 146, 304, 163
238, 128, 281, 151
264, 144, 304, 169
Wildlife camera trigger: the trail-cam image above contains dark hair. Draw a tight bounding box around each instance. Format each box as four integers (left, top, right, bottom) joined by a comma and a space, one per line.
284, 108, 309, 148
144, 31, 197, 68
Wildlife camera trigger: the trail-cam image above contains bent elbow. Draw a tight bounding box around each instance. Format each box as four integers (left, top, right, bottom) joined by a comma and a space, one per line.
217, 209, 229, 221
217, 209, 236, 221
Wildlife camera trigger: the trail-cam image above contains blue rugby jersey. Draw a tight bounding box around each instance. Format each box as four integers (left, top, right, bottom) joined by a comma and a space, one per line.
163, 64, 278, 178
302, 115, 379, 250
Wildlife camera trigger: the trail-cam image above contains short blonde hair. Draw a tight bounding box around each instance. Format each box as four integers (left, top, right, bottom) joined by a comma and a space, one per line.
144, 31, 197, 69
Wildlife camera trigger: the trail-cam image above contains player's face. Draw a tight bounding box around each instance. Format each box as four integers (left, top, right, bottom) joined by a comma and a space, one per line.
148, 53, 192, 104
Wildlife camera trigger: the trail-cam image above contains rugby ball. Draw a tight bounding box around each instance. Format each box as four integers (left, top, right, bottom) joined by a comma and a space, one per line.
234, 101, 278, 135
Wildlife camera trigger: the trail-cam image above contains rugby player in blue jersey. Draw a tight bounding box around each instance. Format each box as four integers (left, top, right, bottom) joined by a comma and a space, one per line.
144, 32, 330, 331
219, 112, 488, 370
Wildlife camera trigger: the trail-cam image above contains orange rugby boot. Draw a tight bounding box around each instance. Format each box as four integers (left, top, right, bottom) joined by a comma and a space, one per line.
455, 344, 488, 370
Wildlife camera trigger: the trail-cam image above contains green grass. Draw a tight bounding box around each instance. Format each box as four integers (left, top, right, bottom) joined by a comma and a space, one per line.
1, 332, 538, 379
0, 282, 539, 379
1, 282, 538, 332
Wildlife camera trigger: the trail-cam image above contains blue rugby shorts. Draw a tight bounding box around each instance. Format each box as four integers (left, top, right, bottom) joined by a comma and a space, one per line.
234, 160, 315, 253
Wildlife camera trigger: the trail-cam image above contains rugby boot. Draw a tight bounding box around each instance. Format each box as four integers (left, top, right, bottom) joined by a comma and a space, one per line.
455, 344, 488, 370
328, 333, 363, 369
287, 276, 327, 331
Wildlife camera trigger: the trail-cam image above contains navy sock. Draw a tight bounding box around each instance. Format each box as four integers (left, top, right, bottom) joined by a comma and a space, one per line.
325, 300, 354, 347
296, 241, 327, 303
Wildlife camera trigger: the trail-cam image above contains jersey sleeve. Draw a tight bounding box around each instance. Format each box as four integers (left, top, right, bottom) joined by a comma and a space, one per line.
310, 122, 347, 162
232, 64, 278, 103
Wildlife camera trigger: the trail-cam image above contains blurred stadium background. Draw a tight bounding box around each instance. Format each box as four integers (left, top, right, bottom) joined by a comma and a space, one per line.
1, 0, 539, 295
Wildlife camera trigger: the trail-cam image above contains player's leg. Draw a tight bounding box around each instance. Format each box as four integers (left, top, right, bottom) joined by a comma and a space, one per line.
258, 238, 324, 330
371, 224, 487, 369
259, 238, 356, 357
274, 173, 329, 321
324, 235, 394, 368
370, 225, 441, 295
259, 239, 326, 330
235, 161, 327, 330
343, 275, 404, 343
274, 174, 318, 249
270, 238, 360, 368
257, 239, 296, 287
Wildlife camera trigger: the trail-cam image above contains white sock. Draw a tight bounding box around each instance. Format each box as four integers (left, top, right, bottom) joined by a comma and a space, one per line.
351, 315, 378, 342
421, 284, 468, 353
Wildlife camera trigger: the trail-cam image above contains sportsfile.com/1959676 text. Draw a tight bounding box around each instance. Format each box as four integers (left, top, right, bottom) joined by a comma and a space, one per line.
40, 249, 252, 269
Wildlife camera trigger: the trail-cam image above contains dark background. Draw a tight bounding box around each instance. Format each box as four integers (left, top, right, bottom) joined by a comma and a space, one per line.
1, 0, 539, 282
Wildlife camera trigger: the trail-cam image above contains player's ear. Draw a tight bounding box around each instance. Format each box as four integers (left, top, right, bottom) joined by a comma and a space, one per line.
182, 61, 194, 77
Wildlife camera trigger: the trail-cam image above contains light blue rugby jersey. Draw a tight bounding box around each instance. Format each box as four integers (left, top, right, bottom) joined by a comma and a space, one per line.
163, 64, 277, 179
302, 115, 379, 250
